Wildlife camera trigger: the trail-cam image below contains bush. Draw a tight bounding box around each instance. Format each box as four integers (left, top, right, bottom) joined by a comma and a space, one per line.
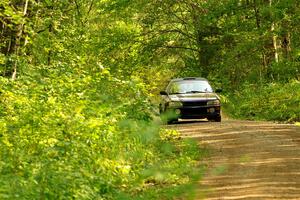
224, 80, 300, 122
0, 69, 201, 199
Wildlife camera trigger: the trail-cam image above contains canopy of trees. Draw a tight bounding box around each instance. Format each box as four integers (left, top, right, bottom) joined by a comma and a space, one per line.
1, 0, 300, 83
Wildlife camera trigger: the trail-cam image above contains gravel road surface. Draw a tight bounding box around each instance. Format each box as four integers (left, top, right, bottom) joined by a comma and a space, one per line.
170, 120, 300, 200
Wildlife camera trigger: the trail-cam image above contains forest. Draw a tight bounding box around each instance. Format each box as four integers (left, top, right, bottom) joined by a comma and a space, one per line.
0, 0, 299, 199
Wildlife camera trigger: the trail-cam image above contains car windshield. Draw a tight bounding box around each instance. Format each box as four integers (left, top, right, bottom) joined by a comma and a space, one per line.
167, 80, 213, 94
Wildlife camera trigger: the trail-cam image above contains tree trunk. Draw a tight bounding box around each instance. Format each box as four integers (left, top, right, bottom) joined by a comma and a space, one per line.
12, 0, 29, 80
282, 32, 291, 60
269, 0, 279, 63
271, 23, 279, 63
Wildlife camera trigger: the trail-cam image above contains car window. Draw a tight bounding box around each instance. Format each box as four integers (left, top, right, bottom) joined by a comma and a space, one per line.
167, 80, 213, 94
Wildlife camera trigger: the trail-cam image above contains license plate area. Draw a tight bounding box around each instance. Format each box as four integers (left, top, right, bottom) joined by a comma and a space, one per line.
207, 108, 215, 113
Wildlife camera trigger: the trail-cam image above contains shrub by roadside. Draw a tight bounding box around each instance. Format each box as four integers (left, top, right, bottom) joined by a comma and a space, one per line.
223, 80, 300, 122
0, 70, 202, 199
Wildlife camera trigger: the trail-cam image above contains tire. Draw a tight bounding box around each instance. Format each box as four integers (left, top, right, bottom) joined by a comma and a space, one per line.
167, 118, 178, 124
208, 116, 221, 122
215, 116, 221, 122
159, 104, 163, 114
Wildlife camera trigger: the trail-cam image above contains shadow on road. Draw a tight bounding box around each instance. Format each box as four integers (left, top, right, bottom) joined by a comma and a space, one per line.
169, 119, 210, 125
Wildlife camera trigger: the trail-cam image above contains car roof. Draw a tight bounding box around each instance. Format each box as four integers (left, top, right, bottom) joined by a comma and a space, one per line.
170, 77, 208, 82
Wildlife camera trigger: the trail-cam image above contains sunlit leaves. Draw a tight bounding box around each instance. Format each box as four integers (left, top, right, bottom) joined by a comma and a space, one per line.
0, 64, 200, 199
0, 0, 208, 198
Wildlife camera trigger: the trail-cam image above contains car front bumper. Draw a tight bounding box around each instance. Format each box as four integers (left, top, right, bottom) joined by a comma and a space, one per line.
167, 105, 221, 119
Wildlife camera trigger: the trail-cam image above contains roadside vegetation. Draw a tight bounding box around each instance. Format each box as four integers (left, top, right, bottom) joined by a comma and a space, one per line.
225, 81, 300, 122
0, 68, 201, 199
0, 1, 202, 199
0, 0, 300, 199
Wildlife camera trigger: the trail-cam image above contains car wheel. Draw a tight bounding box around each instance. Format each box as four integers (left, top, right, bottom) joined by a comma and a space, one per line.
167, 118, 178, 124
159, 104, 163, 114
215, 116, 221, 122
208, 116, 221, 122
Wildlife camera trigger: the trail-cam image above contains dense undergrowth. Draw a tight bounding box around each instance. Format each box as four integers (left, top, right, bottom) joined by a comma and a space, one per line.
224, 80, 300, 122
0, 68, 202, 199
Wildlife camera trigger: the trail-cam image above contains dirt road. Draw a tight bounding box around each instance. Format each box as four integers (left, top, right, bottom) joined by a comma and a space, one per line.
171, 120, 300, 200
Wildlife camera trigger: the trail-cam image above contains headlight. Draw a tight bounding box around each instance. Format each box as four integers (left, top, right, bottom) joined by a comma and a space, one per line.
207, 99, 220, 106
168, 101, 183, 107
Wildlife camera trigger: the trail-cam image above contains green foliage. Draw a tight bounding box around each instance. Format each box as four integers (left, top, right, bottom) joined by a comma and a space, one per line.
224, 80, 300, 122
0, 1, 206, 198
2, 0, 300, 197
0, 67, 201, 199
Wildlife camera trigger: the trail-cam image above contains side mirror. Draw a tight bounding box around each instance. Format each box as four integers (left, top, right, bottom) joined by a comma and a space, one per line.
160, 91, 168, 95
215, 88, 223, 93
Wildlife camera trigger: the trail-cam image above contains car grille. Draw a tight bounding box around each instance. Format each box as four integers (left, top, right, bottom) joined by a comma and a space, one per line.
182, 101, 207, 107
181, 107, 207, 115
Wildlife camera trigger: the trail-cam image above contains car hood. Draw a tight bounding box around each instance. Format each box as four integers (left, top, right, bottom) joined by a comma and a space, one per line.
168, 93, 219, 101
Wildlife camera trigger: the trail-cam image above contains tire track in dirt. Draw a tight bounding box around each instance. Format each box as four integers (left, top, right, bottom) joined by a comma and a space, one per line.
170, 120, 300, 200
